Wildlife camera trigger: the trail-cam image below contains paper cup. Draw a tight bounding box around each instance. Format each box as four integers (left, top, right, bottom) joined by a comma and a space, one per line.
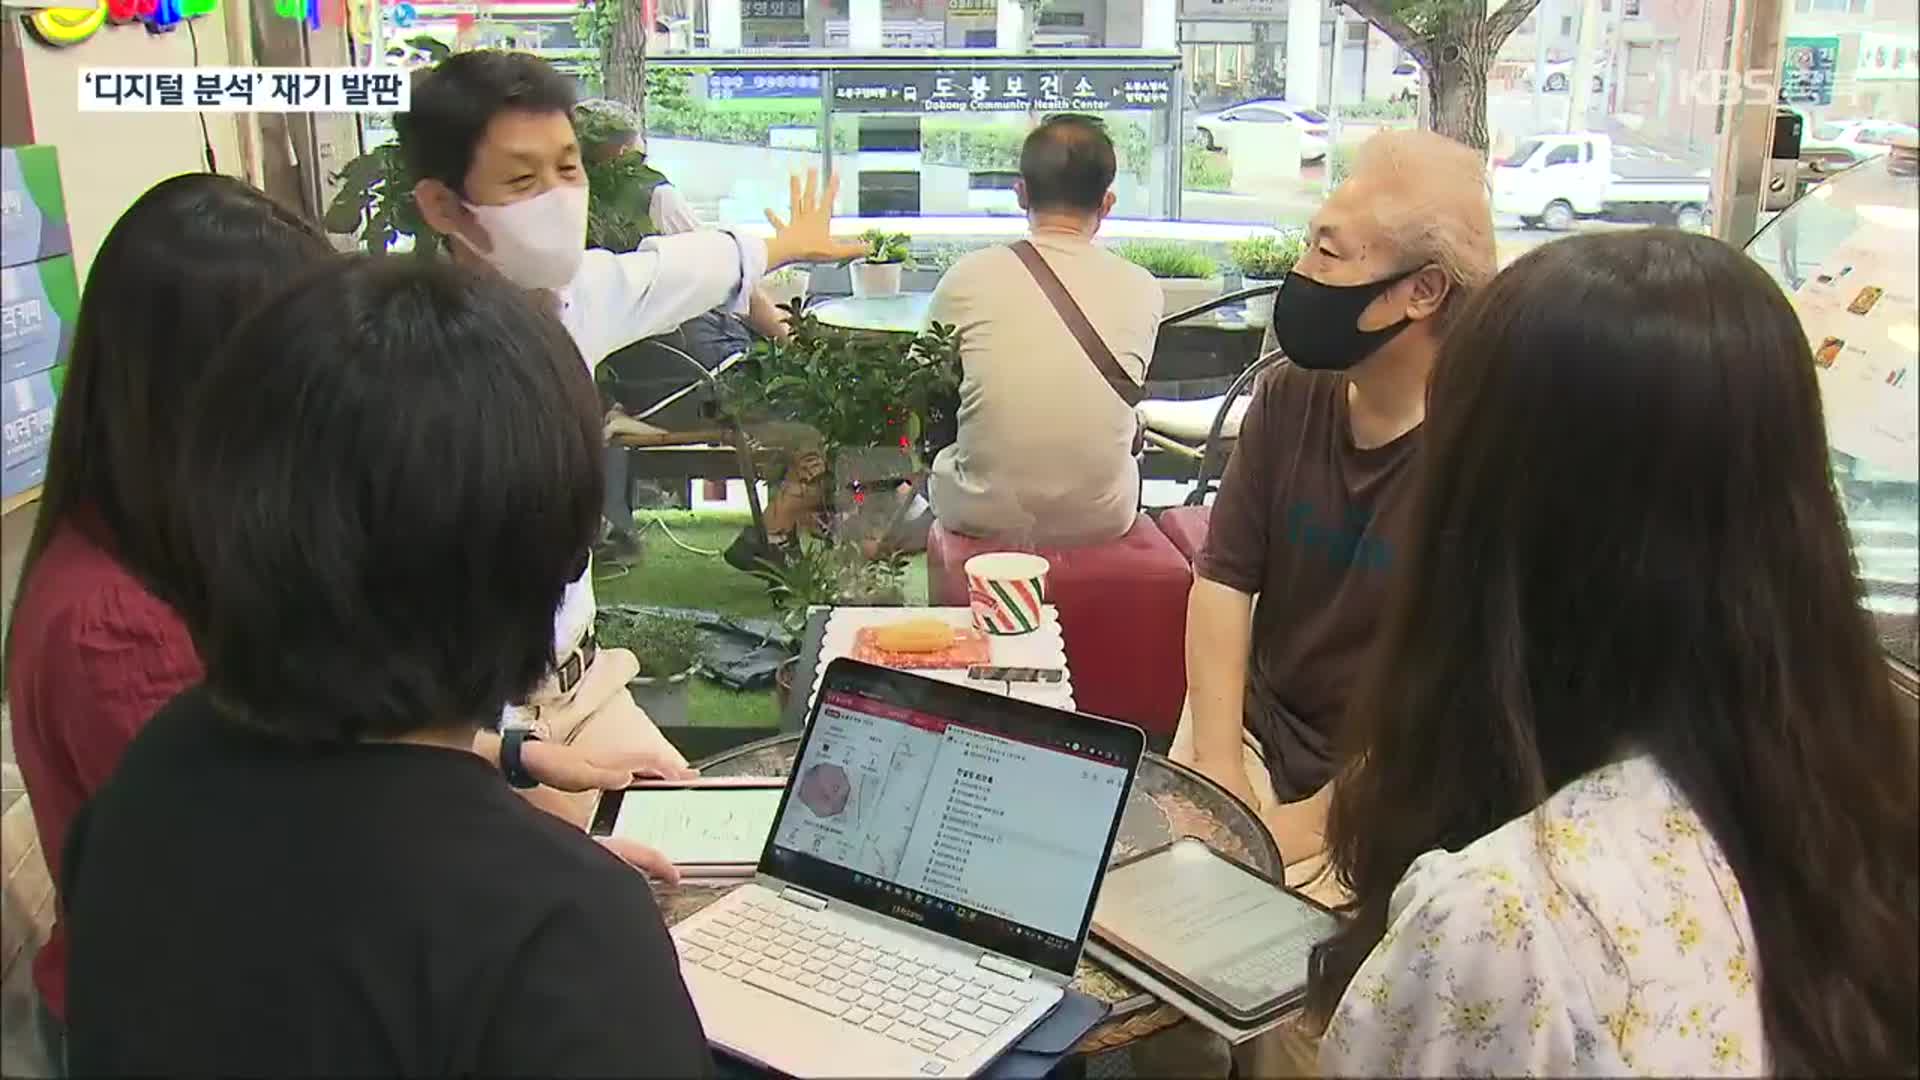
964, 552, 1050, 636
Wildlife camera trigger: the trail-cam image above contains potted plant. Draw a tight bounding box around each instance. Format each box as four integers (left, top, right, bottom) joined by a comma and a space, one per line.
595, 608, 704, 728
758, 534, 912, 636
1227, 232, 1306, 326
851, 230, 911, 298
721, 309, 961, 533
1113, 240, 1224, 316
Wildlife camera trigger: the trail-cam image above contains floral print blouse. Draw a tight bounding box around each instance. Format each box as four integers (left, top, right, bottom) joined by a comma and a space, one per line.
1320, 755, 1766, 1076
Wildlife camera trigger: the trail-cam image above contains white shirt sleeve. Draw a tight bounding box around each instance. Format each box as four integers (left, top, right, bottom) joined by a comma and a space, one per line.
568, 231, 768, 364
648, 184, 704, 235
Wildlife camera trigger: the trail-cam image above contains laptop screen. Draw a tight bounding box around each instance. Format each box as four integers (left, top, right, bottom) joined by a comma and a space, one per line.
762, 660, 1144, 977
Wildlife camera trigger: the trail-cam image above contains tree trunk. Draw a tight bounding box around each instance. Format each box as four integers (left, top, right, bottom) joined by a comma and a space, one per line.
1426, 37, 1494, 151
1340, 0, 1540, 152
606, 0, 649, 132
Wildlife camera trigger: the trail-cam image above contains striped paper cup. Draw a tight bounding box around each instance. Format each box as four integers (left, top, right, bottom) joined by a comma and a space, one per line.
963, 552, 1051, 636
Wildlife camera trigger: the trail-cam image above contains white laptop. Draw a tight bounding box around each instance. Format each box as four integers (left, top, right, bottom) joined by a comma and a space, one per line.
672, 658, 1146, 1078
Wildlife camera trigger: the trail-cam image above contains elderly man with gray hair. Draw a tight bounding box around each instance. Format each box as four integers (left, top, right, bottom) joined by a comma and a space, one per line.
1173, 129, 1498, 892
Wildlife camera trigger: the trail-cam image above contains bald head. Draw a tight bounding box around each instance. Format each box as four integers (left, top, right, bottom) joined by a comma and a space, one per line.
1302, 129, 1497, 331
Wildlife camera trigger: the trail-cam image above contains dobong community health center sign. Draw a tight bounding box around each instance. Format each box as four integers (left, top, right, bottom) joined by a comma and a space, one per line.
832, 68, 1173, 113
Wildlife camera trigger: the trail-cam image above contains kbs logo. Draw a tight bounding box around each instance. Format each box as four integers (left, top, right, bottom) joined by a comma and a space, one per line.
1672, 65, 1860, 108
1675, 69, 1779, 107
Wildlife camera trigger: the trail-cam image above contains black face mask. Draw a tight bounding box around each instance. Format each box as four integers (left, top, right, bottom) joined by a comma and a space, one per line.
1270, 268, 1420, 372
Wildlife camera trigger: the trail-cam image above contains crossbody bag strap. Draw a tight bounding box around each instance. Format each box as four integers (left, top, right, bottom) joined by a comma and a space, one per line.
1009, 239, 1145, 408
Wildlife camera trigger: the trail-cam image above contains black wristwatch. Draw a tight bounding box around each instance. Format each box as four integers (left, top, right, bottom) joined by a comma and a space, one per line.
499, 719, 544, 789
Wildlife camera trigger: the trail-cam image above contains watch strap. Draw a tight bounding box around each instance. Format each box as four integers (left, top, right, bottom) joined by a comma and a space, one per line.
501, 725, 543, 789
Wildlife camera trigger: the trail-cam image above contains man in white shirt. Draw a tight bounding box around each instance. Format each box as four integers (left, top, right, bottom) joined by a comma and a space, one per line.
396, 51, 864, 851
928, 115, 1164, 547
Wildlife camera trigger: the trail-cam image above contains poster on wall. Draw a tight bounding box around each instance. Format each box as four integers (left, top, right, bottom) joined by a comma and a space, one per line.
1855, 31, 1919, 83
1791, 224, 1920, 480
1780, 36, 1841, 107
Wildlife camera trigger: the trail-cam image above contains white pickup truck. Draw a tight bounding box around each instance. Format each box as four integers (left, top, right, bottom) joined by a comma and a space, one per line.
1493, 131, 1712, 231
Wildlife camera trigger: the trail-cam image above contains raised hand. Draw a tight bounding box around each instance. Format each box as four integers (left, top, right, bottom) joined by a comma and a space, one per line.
763, 168, 870, 269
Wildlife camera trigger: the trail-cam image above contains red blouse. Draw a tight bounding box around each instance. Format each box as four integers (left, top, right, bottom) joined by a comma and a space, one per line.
7, 510, 204, 1021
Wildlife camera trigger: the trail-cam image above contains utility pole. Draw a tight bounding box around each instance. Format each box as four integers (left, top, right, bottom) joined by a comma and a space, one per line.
1565, 0, 1601, 131
1531, 0, 1550, 130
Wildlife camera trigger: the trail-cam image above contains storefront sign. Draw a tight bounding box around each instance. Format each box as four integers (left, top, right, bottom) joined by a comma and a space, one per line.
1780, 36, 1840, 106
824, 19, 944, 48
832, 68, 1173, 113
709, 69, 821, 99
1855, 31, 1918, 83
742, 0, 802, 17
947, 0, 995, 13
1178, 0, 1287, 21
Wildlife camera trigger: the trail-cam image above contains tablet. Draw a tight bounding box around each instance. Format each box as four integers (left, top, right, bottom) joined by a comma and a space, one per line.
588, 779, 784, 870
1091, 838, 1340, 1025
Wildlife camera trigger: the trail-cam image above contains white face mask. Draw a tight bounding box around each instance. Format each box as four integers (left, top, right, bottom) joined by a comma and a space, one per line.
458, 183, 589, 291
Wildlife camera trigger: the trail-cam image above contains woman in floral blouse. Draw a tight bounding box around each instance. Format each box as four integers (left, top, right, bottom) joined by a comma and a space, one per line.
1308, 230, 1917, 1076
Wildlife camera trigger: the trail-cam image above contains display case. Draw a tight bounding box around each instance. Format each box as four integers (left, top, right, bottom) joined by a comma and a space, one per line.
1745, 144, 1919, 695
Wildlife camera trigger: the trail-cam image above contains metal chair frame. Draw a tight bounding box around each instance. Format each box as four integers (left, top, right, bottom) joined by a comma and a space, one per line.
605, 341, 770, 546
1143, 283, 1286, 507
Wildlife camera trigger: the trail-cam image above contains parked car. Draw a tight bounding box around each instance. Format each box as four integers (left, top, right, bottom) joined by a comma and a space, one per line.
1803, 117, 1920, 166
1530, 57, 1606, 93
1387, 59, 1421, 102
1493, 131, 1710, 230
1191, 100, 1330, 162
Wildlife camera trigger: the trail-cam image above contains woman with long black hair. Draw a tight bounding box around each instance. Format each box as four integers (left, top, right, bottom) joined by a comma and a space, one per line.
5, 175, 334, 1066
1312, 229, 1917, 1075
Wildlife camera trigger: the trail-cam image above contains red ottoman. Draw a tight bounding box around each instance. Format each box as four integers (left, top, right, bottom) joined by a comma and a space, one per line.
928, 515, 1191, 737
1156, 506, 1212, 564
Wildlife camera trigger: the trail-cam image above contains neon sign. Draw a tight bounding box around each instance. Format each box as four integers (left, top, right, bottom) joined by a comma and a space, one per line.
275, 0, 323, 31
27, 0, 364, 48
26, 0, 215, 47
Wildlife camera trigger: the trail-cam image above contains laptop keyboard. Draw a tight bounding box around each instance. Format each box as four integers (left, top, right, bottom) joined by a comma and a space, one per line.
678, 893, 1040, 1063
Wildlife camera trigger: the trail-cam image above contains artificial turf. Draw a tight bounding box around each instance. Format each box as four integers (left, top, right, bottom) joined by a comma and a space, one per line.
591, 509, 929, 730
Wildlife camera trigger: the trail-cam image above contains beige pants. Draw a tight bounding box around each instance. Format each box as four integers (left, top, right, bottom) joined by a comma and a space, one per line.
516, 647, 688, 827
1168, 703, 1342, 906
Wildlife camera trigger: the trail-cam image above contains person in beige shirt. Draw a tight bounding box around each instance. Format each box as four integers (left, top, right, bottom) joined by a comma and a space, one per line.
928, 115, 1165, 547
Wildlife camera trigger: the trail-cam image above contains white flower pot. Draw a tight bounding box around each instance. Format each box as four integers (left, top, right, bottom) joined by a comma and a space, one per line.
851, 261, 904, 299
1241, 276, 1282, 326
1158, 276, 1225, 319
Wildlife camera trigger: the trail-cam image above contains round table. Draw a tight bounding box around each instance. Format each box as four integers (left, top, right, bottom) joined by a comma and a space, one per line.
657, 734, 1283, 1054
808, 294, 933, 334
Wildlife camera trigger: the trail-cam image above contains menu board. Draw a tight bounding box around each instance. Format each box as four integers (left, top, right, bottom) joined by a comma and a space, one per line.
1789, 222, 1919, 480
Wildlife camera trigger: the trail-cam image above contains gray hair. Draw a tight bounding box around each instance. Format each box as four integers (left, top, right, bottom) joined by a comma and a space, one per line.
1350, 129, 1498, 329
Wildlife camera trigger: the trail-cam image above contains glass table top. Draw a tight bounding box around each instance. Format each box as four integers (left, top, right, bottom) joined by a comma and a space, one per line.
1746, 153, 1919, 670
808, 294, 934, 334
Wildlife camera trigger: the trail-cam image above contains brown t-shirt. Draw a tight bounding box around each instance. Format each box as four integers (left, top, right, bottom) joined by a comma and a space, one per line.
1194, 362, 1419, 801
